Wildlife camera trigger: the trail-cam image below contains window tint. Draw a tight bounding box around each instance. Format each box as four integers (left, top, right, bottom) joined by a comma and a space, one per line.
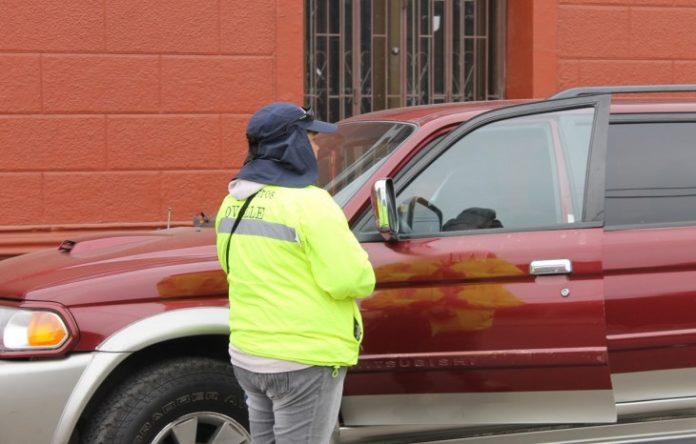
606, 122, 696, 226
395, 108, 595, 235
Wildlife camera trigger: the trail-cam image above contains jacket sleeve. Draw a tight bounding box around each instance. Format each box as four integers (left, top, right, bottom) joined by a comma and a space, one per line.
300, 191, 376, 300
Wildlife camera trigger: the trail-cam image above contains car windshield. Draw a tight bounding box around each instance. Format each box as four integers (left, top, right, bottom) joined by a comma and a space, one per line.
313, 121, 415, 207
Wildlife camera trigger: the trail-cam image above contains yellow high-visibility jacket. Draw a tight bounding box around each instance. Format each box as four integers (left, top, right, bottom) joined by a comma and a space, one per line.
215, 185, 375, 368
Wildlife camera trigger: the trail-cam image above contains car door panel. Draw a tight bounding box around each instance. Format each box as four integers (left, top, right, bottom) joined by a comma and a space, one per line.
343, 230, 613, 425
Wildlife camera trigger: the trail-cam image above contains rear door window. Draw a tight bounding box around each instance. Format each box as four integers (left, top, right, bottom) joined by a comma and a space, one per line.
606, 121, 696, 226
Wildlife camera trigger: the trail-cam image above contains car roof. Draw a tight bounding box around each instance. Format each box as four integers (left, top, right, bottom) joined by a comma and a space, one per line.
341, 97, 696, 126
342, 100, 529, 126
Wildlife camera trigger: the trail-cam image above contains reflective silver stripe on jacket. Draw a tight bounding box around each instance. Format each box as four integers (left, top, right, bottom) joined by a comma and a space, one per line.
218, 218, 298, 243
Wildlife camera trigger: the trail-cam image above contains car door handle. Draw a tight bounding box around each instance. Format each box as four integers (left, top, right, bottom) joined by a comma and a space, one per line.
529, 259, 573, 276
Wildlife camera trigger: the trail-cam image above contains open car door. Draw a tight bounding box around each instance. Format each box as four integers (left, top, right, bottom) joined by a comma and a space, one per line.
344, 95, 615, 426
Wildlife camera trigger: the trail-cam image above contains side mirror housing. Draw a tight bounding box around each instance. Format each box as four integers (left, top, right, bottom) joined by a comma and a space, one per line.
371, 178, 399, 241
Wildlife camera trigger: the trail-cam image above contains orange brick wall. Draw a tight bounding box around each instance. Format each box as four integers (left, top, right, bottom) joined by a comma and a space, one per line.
507, 0, 696, 99
0, 0, 303, 241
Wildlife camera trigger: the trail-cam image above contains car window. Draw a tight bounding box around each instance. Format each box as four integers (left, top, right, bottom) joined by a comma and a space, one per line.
606, 121, 696, 226
395, 107, 596, 235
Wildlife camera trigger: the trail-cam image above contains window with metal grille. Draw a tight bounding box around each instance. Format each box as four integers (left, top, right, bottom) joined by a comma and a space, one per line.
304, 0, 506, 122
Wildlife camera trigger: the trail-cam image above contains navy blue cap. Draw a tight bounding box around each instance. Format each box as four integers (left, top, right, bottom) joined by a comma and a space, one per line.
246, 103, 336, 142
236, 102, 337, 187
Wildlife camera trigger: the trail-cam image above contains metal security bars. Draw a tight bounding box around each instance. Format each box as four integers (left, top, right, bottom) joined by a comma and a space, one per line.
304, 0, 505, 122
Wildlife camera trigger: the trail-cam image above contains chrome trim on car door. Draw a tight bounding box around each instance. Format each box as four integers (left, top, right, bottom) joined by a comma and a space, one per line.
338, 417, 696, 443
613, 367, 696, 417
529, 259, 572, 275
341, 390, 617, 426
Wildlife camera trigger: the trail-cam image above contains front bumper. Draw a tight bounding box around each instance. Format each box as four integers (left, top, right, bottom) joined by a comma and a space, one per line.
0, 353, 91, 444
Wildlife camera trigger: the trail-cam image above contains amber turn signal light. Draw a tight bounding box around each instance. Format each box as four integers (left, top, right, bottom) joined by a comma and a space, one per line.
26, 312, 68, 347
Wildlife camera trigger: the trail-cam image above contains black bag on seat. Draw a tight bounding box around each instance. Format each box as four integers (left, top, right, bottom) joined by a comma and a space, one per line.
442, 207, 503, 231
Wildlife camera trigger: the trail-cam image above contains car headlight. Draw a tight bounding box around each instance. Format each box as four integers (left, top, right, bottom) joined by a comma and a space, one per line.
0, 306, 74, 355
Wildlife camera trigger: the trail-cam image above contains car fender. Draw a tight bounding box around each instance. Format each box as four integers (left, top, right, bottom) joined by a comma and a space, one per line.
51, 306, 230, 444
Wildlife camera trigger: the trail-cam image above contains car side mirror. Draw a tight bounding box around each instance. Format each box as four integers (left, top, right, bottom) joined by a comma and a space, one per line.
371, 178, 400, 241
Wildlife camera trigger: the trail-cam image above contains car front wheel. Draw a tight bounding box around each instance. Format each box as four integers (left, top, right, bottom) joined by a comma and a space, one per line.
82, 357, 249, 444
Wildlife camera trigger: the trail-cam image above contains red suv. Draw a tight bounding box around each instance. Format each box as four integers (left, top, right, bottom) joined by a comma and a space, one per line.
3, 85, 696, 444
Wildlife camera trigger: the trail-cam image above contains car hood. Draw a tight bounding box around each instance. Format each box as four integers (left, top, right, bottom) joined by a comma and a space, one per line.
0, 228, 227, 306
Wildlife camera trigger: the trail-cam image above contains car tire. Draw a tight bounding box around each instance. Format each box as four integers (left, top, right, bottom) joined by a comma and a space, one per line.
81, 357, 250, 444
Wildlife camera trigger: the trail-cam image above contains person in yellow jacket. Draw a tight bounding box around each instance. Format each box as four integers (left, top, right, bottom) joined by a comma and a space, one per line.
215, 102, 375, 444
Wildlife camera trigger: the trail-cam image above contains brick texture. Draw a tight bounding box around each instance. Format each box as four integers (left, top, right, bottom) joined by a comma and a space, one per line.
161, 56, 275, 113
525, 1, 696, 95
0, 0, 104, 52
106, 0, 218, 53
674, 61, 696, 83
561, 0, 671, 4
276, 0, 304, 103
558, 6, 630, 58
43, 173, 163, 223
0, 117, 106, 171
630, 7, 696, 59
0, 174, 43, 225
558, 60, 580, 90
0, 55, 41, 113
220, 0, 276, 54
43, 55, 160, 113
578, 60, 673, 85
107, 116, 221, 169
559, 0, 628, 3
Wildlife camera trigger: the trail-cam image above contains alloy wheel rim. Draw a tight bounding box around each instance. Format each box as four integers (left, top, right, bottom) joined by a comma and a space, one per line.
151, 411, 250, 444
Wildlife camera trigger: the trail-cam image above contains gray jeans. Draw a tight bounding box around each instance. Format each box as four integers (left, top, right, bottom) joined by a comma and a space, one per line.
233, 365, 347, 444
